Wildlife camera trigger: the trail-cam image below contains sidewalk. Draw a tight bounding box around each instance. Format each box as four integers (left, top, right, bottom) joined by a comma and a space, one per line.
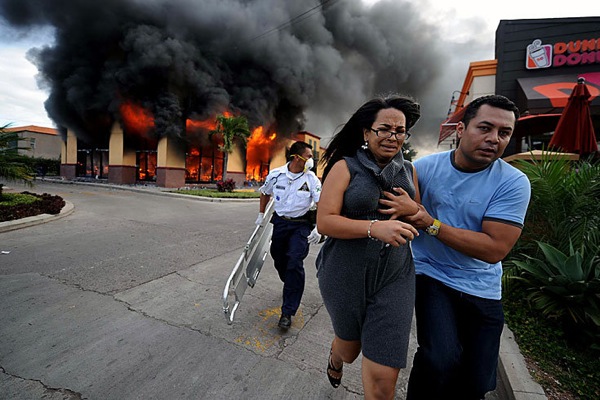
0, 179, 547, 399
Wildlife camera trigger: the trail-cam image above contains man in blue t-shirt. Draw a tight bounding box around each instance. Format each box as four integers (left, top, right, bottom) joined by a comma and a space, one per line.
404, 95, 531, 400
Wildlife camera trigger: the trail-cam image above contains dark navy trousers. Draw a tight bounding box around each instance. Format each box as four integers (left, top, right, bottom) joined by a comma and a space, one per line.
407, 274, 504, 400
270, 215, 311, 316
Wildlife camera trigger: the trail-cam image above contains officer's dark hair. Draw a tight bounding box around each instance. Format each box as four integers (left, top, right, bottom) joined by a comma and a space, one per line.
321, 94, 420, 181
462, 95, 520, 127
288, 141, 312, 161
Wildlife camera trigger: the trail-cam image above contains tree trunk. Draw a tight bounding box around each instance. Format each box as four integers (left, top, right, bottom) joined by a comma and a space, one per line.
222, 153, 229, 182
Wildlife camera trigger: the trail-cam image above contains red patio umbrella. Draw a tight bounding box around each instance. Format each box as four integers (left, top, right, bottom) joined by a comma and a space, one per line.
548, 78, 598, 155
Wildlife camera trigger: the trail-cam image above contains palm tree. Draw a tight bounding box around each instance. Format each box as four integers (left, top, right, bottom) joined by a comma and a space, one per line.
0, 124, 34, 198
510, 152, 600, 258
209, 114, 251, 182
402, 141, 417, 161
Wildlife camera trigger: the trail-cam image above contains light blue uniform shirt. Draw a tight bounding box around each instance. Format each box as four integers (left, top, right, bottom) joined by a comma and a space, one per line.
260, 163, 321, 218
412, 151, 531, 300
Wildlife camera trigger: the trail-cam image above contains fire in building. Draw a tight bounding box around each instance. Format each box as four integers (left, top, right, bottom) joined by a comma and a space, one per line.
1, 0, 454, 186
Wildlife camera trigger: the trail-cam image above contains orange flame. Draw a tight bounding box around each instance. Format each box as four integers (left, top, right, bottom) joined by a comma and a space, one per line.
186, 119, 215, 131
186, 110, 234, 133
120, 102, 154, 136
246, 126, 277, 181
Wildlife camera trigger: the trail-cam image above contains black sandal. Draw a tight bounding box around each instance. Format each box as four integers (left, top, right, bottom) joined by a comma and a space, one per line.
326, 348, 343, 388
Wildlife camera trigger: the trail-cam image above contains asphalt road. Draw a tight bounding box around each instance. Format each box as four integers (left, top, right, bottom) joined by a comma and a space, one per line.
0, 181, 505, 399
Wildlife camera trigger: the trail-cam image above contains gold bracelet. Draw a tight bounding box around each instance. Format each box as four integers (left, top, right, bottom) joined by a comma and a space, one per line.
367, 219, 379, 240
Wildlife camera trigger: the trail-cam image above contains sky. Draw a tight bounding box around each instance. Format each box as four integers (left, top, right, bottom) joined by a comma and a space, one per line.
1, 0, 599, 156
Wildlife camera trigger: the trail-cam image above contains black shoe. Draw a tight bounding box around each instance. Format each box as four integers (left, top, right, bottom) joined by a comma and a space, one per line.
278, 313, 292, 329
327, 348, 343, 388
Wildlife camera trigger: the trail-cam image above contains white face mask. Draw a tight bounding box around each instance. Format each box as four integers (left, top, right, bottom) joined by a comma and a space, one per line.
304, 157, 314, 172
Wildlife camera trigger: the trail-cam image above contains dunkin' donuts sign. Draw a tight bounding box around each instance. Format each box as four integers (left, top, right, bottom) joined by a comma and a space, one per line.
526, 38, 600, 70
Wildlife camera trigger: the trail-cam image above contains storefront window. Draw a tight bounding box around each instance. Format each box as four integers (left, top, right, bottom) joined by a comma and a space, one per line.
76, 148, 109, 179
137, 151, 157, 181
185, 144, 224, 183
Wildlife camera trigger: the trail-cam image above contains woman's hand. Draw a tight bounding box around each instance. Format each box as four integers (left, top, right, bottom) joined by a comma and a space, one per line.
369, 219, 419, 247
378, 187, 420, 220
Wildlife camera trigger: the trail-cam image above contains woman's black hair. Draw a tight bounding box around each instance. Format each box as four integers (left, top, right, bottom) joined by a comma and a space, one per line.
321, 94, 421, 181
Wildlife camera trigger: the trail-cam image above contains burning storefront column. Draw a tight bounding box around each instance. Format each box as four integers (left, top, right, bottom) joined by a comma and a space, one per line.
60, 129, 78, 180
245, 127, 280, 184
108, 123, 137, 184
156, 136, 186, 188
226, 142, 246, 186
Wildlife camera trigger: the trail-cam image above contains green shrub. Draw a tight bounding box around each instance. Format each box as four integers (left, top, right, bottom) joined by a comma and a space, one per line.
507, 240, 600, 350
0, 191, 65, 222
511, 154, 600, 258
32, 157, 61, 176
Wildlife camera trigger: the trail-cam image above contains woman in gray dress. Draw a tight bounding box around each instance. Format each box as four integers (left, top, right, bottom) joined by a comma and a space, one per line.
316, 94, 421, 399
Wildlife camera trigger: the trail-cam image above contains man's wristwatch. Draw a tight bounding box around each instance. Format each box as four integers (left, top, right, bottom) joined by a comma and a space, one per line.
425, 219, 441, 236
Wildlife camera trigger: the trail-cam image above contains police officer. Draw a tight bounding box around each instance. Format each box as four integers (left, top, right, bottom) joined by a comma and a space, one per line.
256, 141, 322, 329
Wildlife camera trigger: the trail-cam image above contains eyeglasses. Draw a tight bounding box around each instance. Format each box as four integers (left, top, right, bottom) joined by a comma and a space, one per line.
370, 128, 411, 140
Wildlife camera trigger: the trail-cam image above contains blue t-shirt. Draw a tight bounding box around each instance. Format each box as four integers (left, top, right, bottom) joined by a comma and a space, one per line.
412, 150, 531, 300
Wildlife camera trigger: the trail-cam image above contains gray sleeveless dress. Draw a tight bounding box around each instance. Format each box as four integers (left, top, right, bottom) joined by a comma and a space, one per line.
316, 151, 416, 369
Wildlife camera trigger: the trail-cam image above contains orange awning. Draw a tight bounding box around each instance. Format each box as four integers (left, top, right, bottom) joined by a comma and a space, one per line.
438, 107, 466, 145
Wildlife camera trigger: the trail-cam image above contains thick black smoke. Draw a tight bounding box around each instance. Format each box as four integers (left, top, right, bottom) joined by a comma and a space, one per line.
0, 0, 489, 152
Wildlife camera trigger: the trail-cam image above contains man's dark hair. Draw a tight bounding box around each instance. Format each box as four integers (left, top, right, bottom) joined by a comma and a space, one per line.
288, 141, 312, 160
462, 95, 520, 127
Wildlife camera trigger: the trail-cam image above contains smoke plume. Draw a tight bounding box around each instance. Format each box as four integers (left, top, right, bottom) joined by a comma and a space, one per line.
0, 0, 490, 153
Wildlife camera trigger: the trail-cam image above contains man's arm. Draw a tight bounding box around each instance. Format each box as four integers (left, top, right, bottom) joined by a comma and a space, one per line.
405, 205, 523, 264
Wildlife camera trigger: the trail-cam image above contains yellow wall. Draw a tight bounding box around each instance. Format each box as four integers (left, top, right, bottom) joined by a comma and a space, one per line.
109, 124, 136, 166
65, 129, 78, 164
227, 142, 245, 173
157, 136, 185, 168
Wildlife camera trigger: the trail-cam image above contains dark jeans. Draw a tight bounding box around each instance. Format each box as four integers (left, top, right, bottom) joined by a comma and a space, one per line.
270, 215, 311, 316
407, 275, 504, 400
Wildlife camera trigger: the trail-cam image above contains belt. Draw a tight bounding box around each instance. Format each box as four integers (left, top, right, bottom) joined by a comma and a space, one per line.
275, 213, 309, 222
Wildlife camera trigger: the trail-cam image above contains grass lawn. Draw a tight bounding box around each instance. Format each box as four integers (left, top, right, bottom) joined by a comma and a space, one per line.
172, 188, 261, 198
0, 192, 40, 206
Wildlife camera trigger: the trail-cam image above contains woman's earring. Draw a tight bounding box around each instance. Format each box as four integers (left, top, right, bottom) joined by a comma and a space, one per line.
361, 141, 368, 150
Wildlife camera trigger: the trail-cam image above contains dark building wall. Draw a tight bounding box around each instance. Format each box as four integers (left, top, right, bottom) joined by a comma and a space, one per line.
495, 17, 600, 111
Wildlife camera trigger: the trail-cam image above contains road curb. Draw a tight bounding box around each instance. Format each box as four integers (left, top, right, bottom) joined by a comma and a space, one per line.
0, 200, 74, 233
498, 325, 547, 400
37, 178, 260, 202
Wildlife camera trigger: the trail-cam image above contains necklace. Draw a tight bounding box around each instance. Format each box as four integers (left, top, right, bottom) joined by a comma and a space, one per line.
286, 171, 305, 185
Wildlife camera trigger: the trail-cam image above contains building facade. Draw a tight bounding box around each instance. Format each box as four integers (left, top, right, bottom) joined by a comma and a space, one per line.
5, 125, 62, 160
440, 17, 600, 157
59, 122, 323, 188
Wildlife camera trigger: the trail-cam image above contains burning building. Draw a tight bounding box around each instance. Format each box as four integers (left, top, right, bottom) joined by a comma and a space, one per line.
61, 114, 320, 187
60, 102, 300, 187
1, 0, 452, 184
